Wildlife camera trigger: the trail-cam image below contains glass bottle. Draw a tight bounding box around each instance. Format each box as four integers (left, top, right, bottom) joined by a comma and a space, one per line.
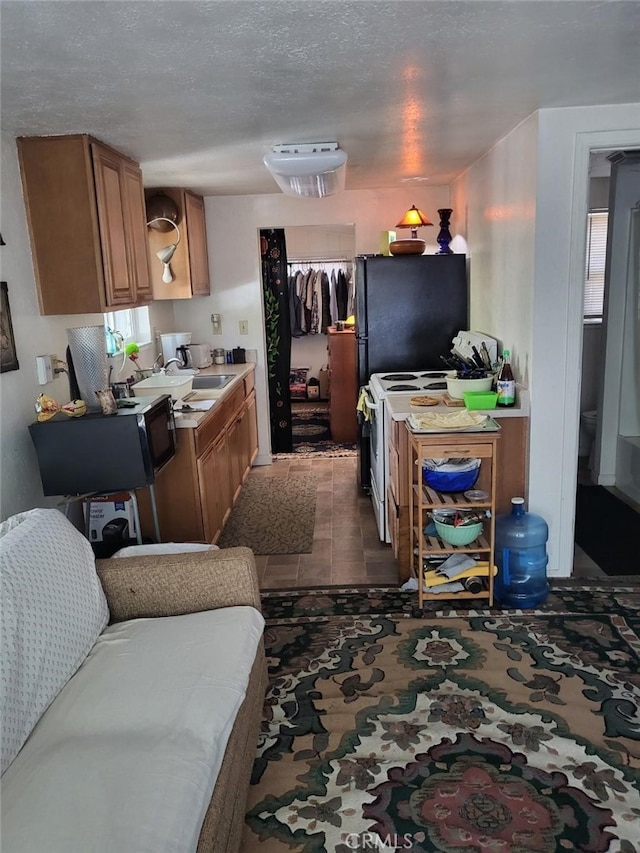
496, 349, 516, 407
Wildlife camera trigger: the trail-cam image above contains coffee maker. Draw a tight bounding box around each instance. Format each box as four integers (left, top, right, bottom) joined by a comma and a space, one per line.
160, 332, 192, 365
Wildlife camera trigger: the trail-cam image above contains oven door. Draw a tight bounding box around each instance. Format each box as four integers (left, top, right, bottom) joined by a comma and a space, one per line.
364, 388, 386, 541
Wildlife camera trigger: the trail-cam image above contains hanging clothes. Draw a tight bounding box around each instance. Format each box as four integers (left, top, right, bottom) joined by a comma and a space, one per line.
287, 260, 353, 331
336, 269, 349, 321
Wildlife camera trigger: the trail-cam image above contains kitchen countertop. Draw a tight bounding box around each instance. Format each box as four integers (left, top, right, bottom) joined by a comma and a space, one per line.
385, 385, 529, 421
135, 363, 255, 429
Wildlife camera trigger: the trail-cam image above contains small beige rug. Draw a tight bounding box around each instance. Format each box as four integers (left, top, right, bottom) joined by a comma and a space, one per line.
218, 475, 317, 554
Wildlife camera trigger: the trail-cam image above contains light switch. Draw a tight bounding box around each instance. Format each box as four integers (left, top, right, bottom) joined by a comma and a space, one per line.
239, 320, 248, 335
36, 355, 54, 384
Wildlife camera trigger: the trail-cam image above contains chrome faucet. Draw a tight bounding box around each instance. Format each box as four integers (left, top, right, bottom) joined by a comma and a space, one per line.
164, 357, 185, 374
152, 353, 164, 373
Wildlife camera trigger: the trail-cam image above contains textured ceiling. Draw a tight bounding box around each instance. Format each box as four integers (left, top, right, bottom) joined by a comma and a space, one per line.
2, 1, 639, 195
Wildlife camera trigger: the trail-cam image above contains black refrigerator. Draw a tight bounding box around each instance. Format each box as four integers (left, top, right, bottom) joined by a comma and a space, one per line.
355, 254, 469, 487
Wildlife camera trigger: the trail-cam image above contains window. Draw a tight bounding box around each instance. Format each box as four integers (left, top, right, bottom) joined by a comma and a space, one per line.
584, 211, 608, 323
103, 306, 151, 346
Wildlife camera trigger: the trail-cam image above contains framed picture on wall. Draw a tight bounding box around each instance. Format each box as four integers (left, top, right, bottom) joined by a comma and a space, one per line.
1, 282, 20, 373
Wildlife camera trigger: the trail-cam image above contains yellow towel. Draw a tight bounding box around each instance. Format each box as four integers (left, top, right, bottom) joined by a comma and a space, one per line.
424, 563, 497, 587
357, 387, 372, 422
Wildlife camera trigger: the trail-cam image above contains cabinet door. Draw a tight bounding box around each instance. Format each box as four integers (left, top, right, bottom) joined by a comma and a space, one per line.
91, 143, 135, 306
227, 407, 244, 504
121, 160, 152, 304
197, 431, 229, 543
184, 190, 210, 296
246, 389, 258, 466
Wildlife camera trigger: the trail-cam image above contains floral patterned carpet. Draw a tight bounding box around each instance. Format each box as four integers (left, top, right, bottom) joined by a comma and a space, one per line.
243, 583, 640, 852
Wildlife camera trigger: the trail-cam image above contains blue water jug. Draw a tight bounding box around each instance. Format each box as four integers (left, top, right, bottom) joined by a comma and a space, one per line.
494, 497, 549, 608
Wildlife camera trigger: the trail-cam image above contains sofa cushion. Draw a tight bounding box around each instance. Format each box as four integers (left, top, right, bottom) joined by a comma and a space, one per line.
0, 508, 109, 774
111, 542, 219, 557
0, 605, 265, 853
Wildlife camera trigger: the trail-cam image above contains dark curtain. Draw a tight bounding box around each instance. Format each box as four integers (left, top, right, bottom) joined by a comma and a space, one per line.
260, 229, 292, 453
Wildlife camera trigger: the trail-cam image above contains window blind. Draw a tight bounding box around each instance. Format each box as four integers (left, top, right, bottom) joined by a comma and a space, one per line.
584, 211, 608, 321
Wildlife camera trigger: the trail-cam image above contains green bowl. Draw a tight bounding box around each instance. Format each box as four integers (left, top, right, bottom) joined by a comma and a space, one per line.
463, 391, 498, 410
434, 519, 483, 545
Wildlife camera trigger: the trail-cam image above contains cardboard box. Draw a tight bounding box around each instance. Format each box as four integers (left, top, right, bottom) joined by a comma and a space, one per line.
379, 230, 396, 256
86, 494, 137, 543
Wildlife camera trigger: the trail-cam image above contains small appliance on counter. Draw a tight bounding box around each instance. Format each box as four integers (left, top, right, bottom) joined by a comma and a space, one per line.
160, 332, 191, 365
189, 343, 213, 368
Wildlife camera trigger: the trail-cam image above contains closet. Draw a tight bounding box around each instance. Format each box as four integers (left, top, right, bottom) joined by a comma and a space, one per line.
286, 258, 355, 401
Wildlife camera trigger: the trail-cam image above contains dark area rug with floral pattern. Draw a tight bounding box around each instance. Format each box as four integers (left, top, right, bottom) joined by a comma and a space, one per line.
277, 404, 357, 458
243, 583, 640, 852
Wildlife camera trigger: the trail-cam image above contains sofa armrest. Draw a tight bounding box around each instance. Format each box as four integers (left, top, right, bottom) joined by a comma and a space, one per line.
95, 547, 261, 623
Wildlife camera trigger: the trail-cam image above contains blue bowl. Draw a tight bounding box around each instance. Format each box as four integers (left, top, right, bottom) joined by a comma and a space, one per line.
423, 465, 480, 493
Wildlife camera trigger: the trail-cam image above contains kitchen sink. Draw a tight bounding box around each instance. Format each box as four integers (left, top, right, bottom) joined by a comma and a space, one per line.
191, 374, 235, 390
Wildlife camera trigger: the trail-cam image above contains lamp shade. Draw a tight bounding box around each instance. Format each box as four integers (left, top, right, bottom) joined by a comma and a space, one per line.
396, 205, 433, 230
263, 143, 347, 198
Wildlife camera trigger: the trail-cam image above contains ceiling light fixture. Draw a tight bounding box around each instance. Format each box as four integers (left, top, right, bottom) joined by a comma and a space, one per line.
263, 143, 348, 198
147, 217, 181, 283
389, 205, 433, 255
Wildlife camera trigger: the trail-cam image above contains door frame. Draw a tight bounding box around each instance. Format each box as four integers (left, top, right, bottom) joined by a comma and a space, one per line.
561, 130, 640, 572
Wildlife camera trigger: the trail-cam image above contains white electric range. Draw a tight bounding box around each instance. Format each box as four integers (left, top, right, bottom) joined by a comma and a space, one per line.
364, 370, 450, 542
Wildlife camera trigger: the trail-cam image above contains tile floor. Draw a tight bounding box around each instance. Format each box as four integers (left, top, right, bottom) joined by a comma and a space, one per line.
248, 454, 608, 589
251, 455, 399, 589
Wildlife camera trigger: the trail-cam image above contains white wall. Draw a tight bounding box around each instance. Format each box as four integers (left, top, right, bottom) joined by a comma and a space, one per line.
450, 112, 539, 388
0, 133, 176, 520
173, 187, 450, 463
450, 104, 640, 577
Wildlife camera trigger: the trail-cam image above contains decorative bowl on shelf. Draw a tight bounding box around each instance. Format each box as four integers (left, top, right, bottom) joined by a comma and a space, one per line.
388, 238, 426, 255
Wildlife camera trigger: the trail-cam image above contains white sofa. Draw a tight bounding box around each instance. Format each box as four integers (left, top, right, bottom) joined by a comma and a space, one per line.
1, 509, 267, 853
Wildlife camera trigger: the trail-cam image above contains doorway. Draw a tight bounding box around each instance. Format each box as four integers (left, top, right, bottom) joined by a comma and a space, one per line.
574, 149, 640, 576
262, 224, 357, 457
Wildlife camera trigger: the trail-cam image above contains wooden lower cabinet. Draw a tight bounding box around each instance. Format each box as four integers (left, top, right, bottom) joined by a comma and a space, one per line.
136, 374, 258, 544
197, 431, 231, 543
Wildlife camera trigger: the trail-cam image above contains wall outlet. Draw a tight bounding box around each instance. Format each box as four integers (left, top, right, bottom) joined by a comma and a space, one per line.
239, 320, 248, 335
211, 313, 222, 334
36, 354, 54, 384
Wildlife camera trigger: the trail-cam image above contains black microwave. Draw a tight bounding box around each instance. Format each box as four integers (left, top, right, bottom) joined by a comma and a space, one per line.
29, 395, 176, 496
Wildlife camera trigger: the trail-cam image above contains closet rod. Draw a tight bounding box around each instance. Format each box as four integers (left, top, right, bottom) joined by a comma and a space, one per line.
287, 257, 352, 265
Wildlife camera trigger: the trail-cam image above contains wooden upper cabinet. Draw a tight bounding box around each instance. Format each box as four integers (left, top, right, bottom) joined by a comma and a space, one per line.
145, 187, 210, 300
184, 191, 210, 296
17, 134, 151, 315
121, 160, 154, 305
